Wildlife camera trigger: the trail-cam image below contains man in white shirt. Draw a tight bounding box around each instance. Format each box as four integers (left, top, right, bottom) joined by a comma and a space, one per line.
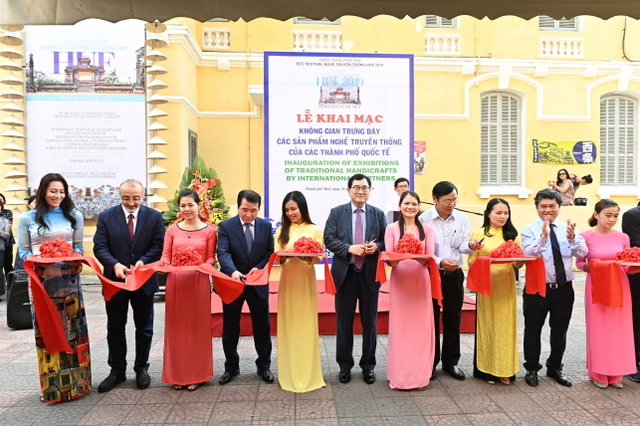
419, 181, 478, 380
520, 189, 587, 387
384, 177, 409, 224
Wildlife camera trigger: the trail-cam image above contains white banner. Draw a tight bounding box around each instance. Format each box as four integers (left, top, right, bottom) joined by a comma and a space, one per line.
25, 20, 145, 218
264, 52, 414, 231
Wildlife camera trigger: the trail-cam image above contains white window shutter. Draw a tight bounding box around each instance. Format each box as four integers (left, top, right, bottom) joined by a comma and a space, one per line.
481, 93, 520, 185
600, 96, 637, 185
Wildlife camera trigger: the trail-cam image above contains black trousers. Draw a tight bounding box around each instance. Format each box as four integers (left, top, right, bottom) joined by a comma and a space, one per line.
222, 285, 272, 372
432, 268, 464, 369
335, 265, 379, 370
629, 275, 640, 373
522, 283, 574, 371
105, 287, 155, 374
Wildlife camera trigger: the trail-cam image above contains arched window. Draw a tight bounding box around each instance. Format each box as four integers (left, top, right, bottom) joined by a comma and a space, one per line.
480, 93, 521, 185
600, 95, 637, 186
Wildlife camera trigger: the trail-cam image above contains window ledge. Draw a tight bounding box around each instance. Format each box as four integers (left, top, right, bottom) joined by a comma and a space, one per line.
597, 186, 640, 199
477, 186, 532, 199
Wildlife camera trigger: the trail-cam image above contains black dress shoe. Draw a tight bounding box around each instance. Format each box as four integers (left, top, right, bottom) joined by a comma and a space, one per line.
430, 369, 437, 381
546, 368, 572, 387
98, 373, 126, 393
339, 369, 351, 383
136, 371, 150, 389
525, 370, 538, 386
363, 369, 375, 384
442, 365, 466, 380
257, 369, 275, 383
219, 370, 239, 385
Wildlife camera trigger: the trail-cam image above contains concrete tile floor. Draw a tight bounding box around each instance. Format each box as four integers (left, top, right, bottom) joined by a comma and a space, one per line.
1, 271, 640, 425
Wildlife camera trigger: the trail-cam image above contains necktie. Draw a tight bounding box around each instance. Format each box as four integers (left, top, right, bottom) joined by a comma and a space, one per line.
355, 208, 364, 268
244, 223, 253, 253
549, 223, 567, 285
127, 214, 134, 240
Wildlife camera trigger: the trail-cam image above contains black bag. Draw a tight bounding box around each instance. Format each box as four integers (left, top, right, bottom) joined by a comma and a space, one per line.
6, 270, 33, 330
574, 197, 587, 206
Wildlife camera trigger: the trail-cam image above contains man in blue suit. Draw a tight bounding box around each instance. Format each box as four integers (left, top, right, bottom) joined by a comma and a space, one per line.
93, 179, 165, 392
324, 173, 386, 384
217, 189, 275, 384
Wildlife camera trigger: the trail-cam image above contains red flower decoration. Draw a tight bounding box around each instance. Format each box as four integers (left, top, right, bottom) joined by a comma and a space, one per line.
293, 236, 323, 254
395, 234, 425, 255
172, 246, 204, 266
39, 237, 74, 258
491, 240, 525, 258
616, 247, 640, 262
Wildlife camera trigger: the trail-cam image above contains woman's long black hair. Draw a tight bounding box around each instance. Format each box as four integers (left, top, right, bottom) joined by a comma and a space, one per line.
481, 198, 518, 242
398, 191, 425, 241
278, 191, 314, 248
34, 173, 77, 235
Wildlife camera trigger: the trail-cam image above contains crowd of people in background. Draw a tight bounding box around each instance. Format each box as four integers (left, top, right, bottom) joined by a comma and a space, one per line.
10, 170, 640, 404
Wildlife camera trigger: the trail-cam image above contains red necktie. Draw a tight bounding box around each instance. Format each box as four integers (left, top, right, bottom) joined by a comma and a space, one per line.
355, 208, 364, 268
128, 214, 134, 240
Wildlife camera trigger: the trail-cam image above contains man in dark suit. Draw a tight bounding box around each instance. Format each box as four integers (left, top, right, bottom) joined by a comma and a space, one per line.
622, 206, 640, 382
324, 173, 386, 384
217, 189, 275, 384
93, 179, 165, 392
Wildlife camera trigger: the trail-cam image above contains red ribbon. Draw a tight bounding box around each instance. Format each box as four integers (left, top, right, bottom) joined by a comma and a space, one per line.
375, 252, 442, 305
466, 256, 546, 297
589, 259, 624, 308
242, 252, 336, 295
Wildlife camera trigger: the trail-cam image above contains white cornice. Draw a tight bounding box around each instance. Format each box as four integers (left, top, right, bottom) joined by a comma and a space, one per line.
165, 95, 261, 118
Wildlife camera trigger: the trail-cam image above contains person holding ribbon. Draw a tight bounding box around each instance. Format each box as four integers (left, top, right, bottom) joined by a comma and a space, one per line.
18, 173, 87, 403
160, 189, 217, 391
274, 190, 325, 393
384, 190, 436, 389
577, 199, 639, 389
468, 198, 523, 385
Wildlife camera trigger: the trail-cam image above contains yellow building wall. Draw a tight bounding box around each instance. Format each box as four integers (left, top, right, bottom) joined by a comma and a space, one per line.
5, 14, 640, 261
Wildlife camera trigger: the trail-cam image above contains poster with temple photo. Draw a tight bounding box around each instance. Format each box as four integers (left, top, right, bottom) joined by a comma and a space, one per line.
25, 20, 146, 219
264, 52, 414, 234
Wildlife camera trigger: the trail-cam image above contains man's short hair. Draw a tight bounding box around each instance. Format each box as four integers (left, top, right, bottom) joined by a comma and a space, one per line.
432, 181, 458, 198
119, 179, 144, 193
394, 177, 409, 188
534, 188, 562, 207
237, 189, 262, 208
348, 173, 371, 188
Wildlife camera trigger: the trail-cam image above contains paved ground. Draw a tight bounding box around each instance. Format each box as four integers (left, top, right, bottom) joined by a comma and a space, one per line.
2, 272, 640, 425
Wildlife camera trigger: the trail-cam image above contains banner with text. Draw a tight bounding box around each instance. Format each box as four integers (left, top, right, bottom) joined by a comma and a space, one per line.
532, 139, 598, 164
25, 20, 145, 219
264, 52, 414, 233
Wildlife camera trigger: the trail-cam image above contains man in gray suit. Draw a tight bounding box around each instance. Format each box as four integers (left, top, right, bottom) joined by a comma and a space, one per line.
324, 173, 386, 384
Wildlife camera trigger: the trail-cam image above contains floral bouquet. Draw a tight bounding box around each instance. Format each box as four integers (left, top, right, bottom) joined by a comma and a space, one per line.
171, 246, 204, 267
395, 234, 424, 255
163, 155, 231, 227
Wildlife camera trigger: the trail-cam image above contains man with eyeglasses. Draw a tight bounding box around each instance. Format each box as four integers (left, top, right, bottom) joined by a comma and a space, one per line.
419, 181, 479, 381
325, 173, 386, 384
93, 179, 165, 393
384, 177, 410, 224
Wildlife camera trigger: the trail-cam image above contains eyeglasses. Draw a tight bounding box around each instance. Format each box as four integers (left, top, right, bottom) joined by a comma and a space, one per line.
559, 173, 567, 176
121, 196, 142, 202
351, 186, 371, 192
441, 198, 459, 206
396, 184, 409, 189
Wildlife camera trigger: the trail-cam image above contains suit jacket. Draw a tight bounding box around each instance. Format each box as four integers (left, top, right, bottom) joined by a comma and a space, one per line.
622, 206, 640, 285
93, 204, 165, 295
324, 202, 386, 292
217, 215, 274, 300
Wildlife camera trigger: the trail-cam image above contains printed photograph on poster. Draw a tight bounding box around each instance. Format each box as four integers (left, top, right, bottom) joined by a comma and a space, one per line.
532, 139, 598, 165
414, 141, 425, 175
24, 20, 146, 219
264, 52, 414, 236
